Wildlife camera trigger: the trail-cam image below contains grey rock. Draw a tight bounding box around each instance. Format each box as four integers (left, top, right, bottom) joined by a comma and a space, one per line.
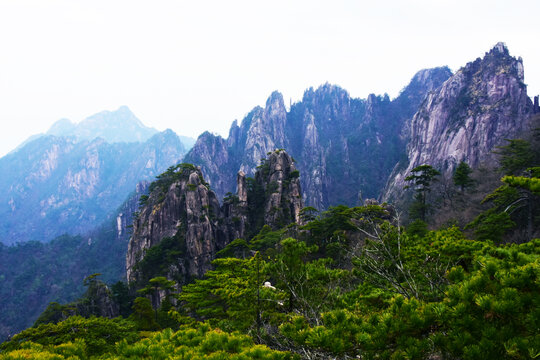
382, 42, 535, 203
126, 150, 303, 302
184, 69, 452, 210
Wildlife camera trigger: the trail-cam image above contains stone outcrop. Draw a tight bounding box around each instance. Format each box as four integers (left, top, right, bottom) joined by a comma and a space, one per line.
126, 164, 226, 285
382, 42, 535, 203
184, 68, 452, 210
253, 150, 303, 229
126, 150, 303, 292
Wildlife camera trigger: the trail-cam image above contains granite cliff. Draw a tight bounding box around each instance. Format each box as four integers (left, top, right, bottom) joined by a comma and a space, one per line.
126, 150, 303, 296
184, 68, 452, 209
382, 42, 536, 203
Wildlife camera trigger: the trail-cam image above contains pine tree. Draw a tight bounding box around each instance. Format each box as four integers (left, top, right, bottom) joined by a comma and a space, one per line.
453, 161, 474, 191
405, 164, 441, 221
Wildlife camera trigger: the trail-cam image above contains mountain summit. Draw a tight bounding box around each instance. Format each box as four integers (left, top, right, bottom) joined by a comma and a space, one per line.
382, 42, 534, 202
47, 106, 158, 143
184, 67, 453, 209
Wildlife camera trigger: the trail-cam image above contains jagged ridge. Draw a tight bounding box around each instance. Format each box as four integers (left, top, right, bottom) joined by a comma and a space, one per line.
184, 68, 453, 209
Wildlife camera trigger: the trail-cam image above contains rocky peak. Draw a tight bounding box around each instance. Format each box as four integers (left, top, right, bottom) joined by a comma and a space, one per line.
382, 43, 534, 203
126, 164, 225, 286
183, 69, 451, 210
126, 150, 304, 299
400, 67, 453, 98
491, 41, 509, 55
252, 150, 304, 230
263, 91, 287, 142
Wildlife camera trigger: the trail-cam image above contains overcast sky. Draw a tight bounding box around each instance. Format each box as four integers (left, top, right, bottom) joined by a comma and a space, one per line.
1, 0, 539, 157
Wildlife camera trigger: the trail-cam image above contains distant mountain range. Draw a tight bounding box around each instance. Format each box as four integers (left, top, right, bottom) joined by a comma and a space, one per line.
0, 107, 195, 245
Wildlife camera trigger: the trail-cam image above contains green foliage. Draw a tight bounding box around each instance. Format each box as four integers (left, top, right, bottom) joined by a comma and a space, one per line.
353, 223, 477, 301
405, 164, 441, 191
147, 163, 200, 200
267, 238, 350, 323
138, 276, 176, 324
33, 302, 75, 327
278, 230, 540, 359
179, 256, 269, 332
405, 164, 440, 221
468, 164, 540, 242
134, 234, 186, 285
223, 192, 240, 204
250, 225, 284, 252
246, 177, 266, 238
503, 167, 540, 195
495, 139, 534, 175
3, 201, 539, 360
454, 161, 475, 191
0, 323, 296, 359
111, 281, 133, 318
129, 297, 159, 331
406, 219, 428, 238
299, 206, 318, 223
467, 209, 516, 242
112, 323, 297, 359
0, 316, 137, 356
138, 194, 149, 208
33, 273, 117, 327
288, 170, 300, 179
437, 239, 540, 359
216, 238, 251, 259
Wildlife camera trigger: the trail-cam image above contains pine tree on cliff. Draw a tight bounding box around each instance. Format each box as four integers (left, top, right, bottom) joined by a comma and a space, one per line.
405, 164, 440, 221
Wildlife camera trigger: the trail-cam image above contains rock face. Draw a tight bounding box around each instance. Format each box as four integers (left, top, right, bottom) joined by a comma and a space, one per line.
126, 150, 303, 293
0, 129, 186, 244
252, 150, 303, 229
184, 68, 452, 209
382, 42, 535, 202
126, 164, 226, 285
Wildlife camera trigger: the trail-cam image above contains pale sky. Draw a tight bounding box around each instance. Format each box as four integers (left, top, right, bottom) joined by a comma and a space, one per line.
1, 0, 539, 157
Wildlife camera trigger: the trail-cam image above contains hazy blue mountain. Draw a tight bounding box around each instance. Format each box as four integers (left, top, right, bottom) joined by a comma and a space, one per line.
11, 106, 196, 155
46, 106, 158, 143
0, 129, 186, 245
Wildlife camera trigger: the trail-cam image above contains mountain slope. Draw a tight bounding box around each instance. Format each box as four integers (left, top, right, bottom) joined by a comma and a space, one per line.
126, 150, 303, 303
0, 130, 186, 244
0, 182, 147, 341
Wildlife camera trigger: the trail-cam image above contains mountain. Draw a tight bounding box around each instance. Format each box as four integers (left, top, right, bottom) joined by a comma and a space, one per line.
0, 129, 186, 244
46, 106, 158, 143
382, 42, 536, 203
126, 150, 303, 304
184, 68, 452, 209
